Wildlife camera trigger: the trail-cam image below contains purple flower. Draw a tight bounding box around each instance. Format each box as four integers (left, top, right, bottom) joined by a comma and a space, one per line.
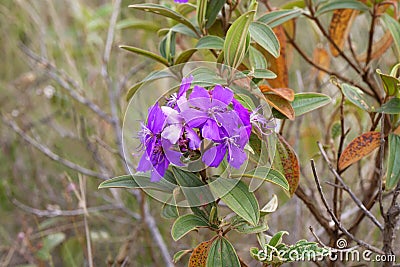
137, 103, 182, 182
167, 75, 193, 109
232, 98, 251, 137
250, 106, 275, 137
178, 84, 234, 141
202, 125, 249, 169
161, 106, 201, 150
174, 0, 188, 3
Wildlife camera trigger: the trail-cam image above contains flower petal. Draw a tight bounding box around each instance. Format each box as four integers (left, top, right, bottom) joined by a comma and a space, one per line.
185, 127, 201, 149
147, 103, 166, 133
212, 85, 233, 106
227, 144, 247, 169
177, 75, 193, 98
202, 144, 226, 167
202, 119, 221, 141
161, 124, 182, 144
162, 139, 184, 166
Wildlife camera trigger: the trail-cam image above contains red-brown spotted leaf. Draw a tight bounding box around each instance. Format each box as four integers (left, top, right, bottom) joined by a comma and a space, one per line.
338, 131, 381, 171
260, 84, 295, 102
188, 240, 212, 267
329, 9, 358, 57
264, 93, 295, 120
275, 135, 300, 196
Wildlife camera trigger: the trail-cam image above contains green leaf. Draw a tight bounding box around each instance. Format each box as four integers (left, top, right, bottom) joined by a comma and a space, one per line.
341, 83, 373, 111
257, 9, 303, 28
172, 167, 215, 208
224, 9, 256, 68
162, 203, 179, 219
171, 214, 209, 241
261, 194, 278, 214
158, 24, 199, 38
159, 30, 176, 64
209, 179, 259, 226
196, 36, 225, 50
197, 0, 208, 31
98, 172, 177, 193
129, 3, 198, 35
381, 14, 400, 59
36, 233, 66, 261
386, 133, 400, 189
314, 0, 369, 17
249, 22, 280, 58
249, 46, 267, 69
175, 48, 197, 65
292, 92, 332, 116
176, 3, 197, 16
120, 45, 169, 66
245, 167, 289, 191
126, 70, 174, 101
269, 231, 288, 247
205, 0, 225, 29
243, 69, 277, 79
377, 69, 400, 96
206, 237, 240, 267
234, 222, 269, 234
173, 250, 191, 263
376, 98, 400, 114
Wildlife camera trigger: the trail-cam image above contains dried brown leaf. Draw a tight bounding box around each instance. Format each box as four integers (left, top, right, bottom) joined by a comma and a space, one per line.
329, 9, 359, 57
259, 85, 294, 101
264, 93, 295, 120
338, 131, 381, 171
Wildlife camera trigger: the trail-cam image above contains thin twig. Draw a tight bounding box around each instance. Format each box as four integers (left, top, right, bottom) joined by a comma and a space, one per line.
19, 44, 114, 124
2, 115, 107, 179
310, 159, 384, 254
11, 198, 122, 217
317, 142, 384, 231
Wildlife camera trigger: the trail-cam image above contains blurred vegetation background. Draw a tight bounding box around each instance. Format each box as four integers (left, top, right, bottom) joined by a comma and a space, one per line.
0, 0, 398, 266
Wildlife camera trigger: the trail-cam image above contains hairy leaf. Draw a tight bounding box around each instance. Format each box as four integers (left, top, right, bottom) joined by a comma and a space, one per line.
275, 135, 300, 196
338, 131, 381, 171
328, 9, 358, 57
249, 22, 280, 58
315, 0, 368, 17
189, 240, 212, 267
120, 45, 169, 66
386, 133, 400, 189
209, 179, 259, 226
171, 214, 210, 241
206, 237, 240, 267
224, 9, 256, 68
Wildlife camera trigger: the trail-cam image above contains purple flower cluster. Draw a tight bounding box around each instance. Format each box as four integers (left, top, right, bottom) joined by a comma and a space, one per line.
137, 76, 270, 182
174, 0, 188, 3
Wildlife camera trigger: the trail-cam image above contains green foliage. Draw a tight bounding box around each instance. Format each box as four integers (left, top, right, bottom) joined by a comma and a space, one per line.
341, 83, 373, 111
171, 214, 210, 241
210, 179, 260, 226
206, 237, 241, 267
223, 8, 256, 68
314, 0, 369, 17
386, 133, 400, 189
